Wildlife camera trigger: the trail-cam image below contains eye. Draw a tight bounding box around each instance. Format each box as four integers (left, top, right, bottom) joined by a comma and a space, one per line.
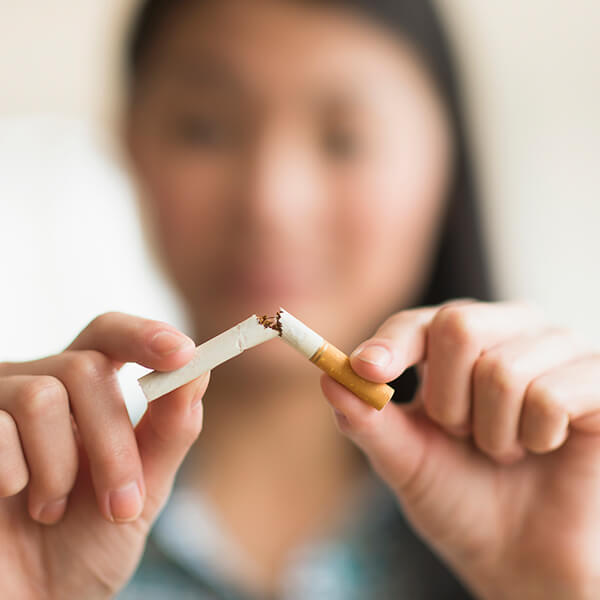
322, 128, 361, 160
172, 115, 236, 149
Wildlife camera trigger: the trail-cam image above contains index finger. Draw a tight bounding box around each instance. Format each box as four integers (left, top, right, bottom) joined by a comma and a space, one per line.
349, 306, 440, 383
67, 312, 196, 371
350, 300, 542, 385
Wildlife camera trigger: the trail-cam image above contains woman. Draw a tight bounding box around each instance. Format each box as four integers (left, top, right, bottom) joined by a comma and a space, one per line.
1, 0, 599, 598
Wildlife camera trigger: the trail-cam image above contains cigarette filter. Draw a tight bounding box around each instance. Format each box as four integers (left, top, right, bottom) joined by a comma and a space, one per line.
273, 310, 394, 410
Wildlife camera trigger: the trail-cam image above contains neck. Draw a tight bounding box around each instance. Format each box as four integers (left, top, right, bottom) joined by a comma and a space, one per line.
182, 362, 365, 592
187, 363, 362, 493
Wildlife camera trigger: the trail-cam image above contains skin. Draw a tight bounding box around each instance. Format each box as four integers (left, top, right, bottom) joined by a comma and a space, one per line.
127, 0, 450, 591
0, 315, 207, 598
0, 1, 599, 598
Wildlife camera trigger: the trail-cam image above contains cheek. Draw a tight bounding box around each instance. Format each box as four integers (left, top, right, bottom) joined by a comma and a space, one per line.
137, 140, 238, 294
333, 141, 448, 314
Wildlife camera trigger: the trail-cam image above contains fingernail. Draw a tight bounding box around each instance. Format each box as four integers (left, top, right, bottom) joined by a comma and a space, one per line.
37, 497, 67, 524
149, 330, 192, 357
352, 344, 391, 368
109, 481, 143, 523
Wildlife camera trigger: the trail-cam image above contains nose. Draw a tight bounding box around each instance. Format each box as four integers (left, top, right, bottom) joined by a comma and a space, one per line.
238, 126, 324, 241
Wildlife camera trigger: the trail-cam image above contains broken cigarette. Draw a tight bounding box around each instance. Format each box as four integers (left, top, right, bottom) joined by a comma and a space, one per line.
138, 309, 394, 410
265, 310, 394, 410
138, 315, 279, 401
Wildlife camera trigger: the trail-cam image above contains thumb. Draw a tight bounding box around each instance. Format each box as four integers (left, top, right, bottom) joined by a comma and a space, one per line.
134, 372, 209, 521
321, 374, 429, 495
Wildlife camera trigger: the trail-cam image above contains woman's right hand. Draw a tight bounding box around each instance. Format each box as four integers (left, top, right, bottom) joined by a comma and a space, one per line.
0, 312, 208, 600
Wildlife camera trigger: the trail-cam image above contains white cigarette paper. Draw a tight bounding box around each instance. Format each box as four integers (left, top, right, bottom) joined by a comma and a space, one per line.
138, 315, 279, 402
138, 308, 394, 411
277, 309, 323, 358
277, 308, 395, 410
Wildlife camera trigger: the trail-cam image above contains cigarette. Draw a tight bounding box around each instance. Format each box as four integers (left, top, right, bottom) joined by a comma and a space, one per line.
264, 309, 394, 410
138, 309, 394, 411
138, 315, 279, 401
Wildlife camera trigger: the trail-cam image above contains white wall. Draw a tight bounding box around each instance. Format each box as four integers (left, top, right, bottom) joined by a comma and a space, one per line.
436, 1, 600, 341
1, 0, 599, 357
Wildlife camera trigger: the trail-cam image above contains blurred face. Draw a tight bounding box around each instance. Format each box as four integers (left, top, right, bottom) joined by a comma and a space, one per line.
127, 0, 451, 377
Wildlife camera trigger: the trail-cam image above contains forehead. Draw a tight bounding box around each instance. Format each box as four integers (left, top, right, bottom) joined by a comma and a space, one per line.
142, 0, 431, 102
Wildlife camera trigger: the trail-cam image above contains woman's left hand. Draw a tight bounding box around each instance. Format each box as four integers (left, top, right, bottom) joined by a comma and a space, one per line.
322, 301, 600, 600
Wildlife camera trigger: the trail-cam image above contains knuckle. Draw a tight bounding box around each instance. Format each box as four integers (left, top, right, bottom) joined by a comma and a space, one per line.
0, 470, 29, 498
33, 469, 76, 501
177, 419, 203, 446
65, 350, 115, 383
522, 384, 568, 453
343, 410, 381, 438
473, 423, 514, 458
476, 355, 519, 399
0, 410, 17, 439
139, 319, 166, 344
552, 327, 590, 354
430, 305, 477, 348
96, 441, 139, 476
333, 413, 353, 435
381, 311, 410, 331
522, 439, 546, 454
526, 378, 564, 415
17, 377, 67, 419
422, 387, 463, 427
0, 418, 29, 497
474, 432, 503, 456
88, 312, 122, 331
423, 398, 454, 427
525, 435, 563, 455
153, 409, 202, 446
473, 427, 521, 460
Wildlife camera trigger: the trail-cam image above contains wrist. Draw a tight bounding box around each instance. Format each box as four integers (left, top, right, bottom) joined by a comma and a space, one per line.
466, 572, 600, 600
441, 553, 597, 600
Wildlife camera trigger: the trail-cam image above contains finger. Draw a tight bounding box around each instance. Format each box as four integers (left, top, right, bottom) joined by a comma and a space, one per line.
521, 355, 600, 452
56, 351, 146, 523
1, 376, 77, 524
349, 306, 441, 382
349, 302, 543, 433
473, 328, 589, 462
349, 300, 476, 383
135, 372, 209, 521
67, 312, 195, 371
0, 408, 29, 498
320, 374, 427, 496
424, 301, 543, 432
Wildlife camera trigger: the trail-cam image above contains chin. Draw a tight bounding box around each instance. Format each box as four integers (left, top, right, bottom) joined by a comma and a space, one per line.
209, 338, 316, 392
189, 290, 376, 371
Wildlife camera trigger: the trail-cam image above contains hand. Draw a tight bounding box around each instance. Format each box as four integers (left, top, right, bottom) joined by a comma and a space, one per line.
0, 313, 207, 600
322, 301, 600, 600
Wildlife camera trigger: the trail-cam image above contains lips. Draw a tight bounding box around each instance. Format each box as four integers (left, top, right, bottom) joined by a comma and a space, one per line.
211, 261, 323, 307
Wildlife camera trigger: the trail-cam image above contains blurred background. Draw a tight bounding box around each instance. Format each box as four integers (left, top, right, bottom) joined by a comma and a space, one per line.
1, 1, 599, 369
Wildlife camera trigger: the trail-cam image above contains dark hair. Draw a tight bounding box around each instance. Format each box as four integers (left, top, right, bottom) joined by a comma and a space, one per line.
126, 0, 493, 401
340, 1, 493, 306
